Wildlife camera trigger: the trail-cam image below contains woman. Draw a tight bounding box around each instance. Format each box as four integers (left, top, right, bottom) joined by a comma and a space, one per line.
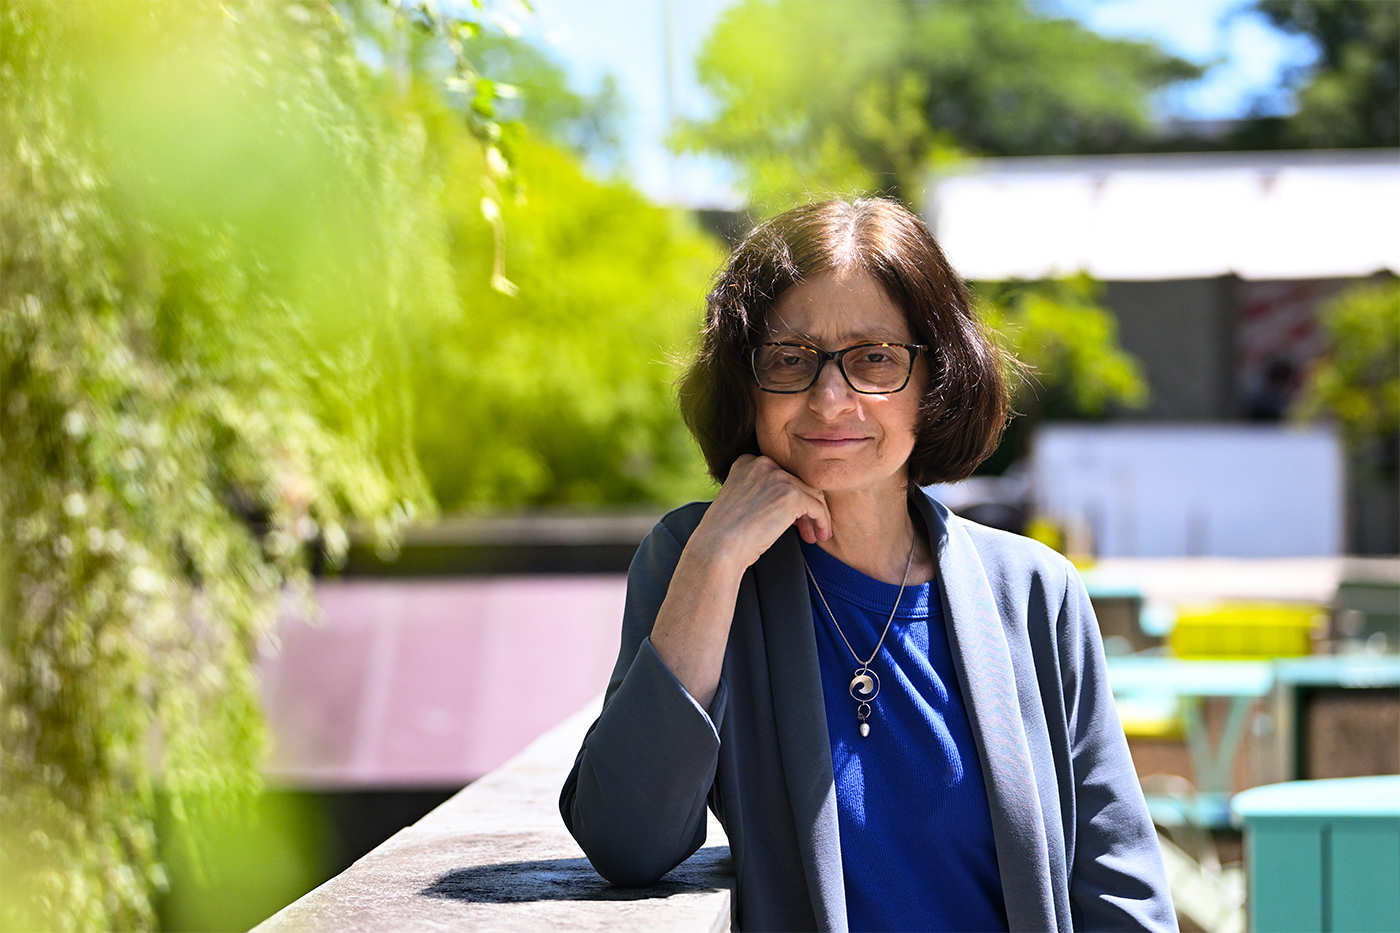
560, 199, 1175, 932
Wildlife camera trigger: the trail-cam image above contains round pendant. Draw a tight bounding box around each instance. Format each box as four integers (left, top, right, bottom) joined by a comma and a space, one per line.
859, 722, 870, 737
849, 668, 879, 702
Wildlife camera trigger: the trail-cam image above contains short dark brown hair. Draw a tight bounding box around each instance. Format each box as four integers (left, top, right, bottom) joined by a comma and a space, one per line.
679, 197, 1011, 486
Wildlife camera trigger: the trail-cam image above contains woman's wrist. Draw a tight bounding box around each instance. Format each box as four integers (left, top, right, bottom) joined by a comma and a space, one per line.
671, 534, 747, 604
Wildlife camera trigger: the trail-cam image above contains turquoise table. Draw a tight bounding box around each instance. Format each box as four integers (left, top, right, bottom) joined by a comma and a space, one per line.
1233, 775, 1400, 933
1274, 656, 1400, 688
1105, 656, 1400, 826
1106, 657, 1275, 827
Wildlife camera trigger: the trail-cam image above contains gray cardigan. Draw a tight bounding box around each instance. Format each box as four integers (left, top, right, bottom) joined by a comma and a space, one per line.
560, 491, 1176, 932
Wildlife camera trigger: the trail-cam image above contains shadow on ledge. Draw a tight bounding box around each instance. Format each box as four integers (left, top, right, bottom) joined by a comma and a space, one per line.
421, 854, 732, 905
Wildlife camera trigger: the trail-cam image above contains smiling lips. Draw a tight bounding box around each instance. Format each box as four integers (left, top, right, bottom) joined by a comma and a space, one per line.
797, 433, 871, 448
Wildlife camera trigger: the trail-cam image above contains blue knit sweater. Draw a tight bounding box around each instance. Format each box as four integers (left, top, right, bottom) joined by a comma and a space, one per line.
802, 540, 1009, 933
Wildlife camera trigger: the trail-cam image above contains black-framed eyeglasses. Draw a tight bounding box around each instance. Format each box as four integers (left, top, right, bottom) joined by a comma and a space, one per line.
749, 342, 927, 394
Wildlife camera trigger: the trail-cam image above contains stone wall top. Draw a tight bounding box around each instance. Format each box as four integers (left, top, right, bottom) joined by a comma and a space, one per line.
252, 699, 734, 933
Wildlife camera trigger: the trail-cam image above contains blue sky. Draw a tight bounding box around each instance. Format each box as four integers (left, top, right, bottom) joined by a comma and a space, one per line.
1047, 0, 1317, 118
510, 0, 1320, 207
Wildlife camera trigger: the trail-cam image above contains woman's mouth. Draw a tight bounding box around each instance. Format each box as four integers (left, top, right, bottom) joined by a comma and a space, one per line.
798, 433, 869, 448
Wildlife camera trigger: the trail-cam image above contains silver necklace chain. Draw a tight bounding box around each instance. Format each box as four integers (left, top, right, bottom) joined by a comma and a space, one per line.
802, 537, 915, 738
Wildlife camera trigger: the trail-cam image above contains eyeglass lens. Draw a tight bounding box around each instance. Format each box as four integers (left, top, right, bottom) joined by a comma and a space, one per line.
752, 344, 914, 393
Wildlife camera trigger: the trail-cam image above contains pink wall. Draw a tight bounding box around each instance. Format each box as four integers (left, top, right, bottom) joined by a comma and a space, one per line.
259, 576, 626, 787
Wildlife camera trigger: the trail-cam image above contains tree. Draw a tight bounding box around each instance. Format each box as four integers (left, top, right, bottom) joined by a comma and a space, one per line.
354, 29, 721, 511
1295, 278, 1399, 447
674, 0, 1201, 209
408, 116, 722, 510
465, 32, 626, 171
1243, 0, 1399, 148
972, 276, 1149, 472
978, 276, 1149, 420
0, 1, 496, 928
1295, 277, 1400, 553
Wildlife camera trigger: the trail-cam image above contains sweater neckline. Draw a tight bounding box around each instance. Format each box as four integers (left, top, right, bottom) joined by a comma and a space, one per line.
799, 539, 932, 617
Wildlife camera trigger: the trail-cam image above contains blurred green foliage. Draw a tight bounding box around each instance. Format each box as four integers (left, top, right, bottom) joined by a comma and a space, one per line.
0, 0, 511, 928
977, 276, 1149, 421
403, 34, 722, 510
2, 0, 719, 923
674, 0, 1200, 209
1296, 278, 1400, 447
410, 129, 720, 509
1244, 0, 1399, 148
464, 32, 627, 170
154, 790, 333, 933
971, 276, 1148, 473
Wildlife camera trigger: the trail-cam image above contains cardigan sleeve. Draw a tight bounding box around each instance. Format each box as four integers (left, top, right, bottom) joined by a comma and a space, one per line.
1058, 562, 1179, 932
558, 516, 729, 887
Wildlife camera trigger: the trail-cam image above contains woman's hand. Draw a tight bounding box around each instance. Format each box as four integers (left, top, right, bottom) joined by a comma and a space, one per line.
699, 453, 832, 562
649, 455, 830, 708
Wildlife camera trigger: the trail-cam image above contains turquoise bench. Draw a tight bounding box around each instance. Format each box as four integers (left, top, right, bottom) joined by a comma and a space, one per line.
1233, 775, 1400, 932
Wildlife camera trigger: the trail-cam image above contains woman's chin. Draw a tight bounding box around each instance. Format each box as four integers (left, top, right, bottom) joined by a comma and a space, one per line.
796, 463, 907, 498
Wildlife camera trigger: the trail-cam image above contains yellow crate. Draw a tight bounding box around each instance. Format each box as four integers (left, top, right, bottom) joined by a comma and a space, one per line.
1115, 694, 1185, 739
1170, 602, 1325, 660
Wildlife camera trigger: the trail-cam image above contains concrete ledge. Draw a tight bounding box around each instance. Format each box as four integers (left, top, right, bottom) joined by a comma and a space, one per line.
252, 699, 734, 932
339, 513, 664, 576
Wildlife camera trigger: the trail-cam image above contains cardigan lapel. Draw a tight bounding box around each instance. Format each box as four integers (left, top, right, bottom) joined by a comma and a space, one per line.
913, 492, 1059, 932
752, 529, 848, 933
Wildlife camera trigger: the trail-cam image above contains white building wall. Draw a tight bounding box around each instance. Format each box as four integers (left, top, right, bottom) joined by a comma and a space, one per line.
1032, 424, 1345, 558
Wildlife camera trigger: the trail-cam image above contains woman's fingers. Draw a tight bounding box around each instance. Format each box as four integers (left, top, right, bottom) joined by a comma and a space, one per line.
745, 457, 831, 540
703, 455, 830, 565
801, 505, 832, 542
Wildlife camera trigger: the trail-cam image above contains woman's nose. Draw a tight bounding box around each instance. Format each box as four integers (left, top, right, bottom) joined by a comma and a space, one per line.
808, 358, 859, 415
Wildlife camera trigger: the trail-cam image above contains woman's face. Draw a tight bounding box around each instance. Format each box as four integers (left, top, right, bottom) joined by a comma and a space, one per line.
753, 270, 926, 498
